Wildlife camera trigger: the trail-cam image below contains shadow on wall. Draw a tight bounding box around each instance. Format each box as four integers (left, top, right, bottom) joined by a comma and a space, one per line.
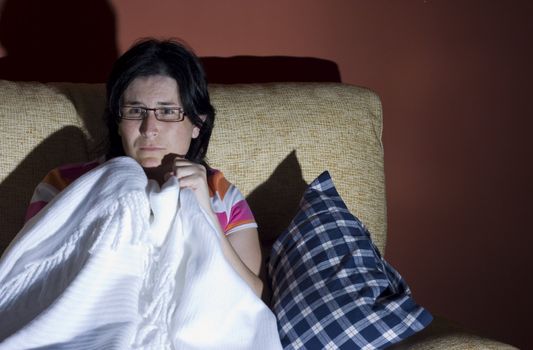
245, 150, 309, 302
246, 150, 309, 250
0, 0, 339, 85
201, 56, 341, 83
0, 126, 90, 253
0, 81, 107, 253
0, 0, 118, 83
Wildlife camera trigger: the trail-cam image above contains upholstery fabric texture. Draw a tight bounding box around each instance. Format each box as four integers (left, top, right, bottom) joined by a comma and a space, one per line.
268, 171, 432, 349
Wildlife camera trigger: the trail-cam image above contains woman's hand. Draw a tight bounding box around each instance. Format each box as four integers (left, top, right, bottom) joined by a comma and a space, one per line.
170, 158, 212, 213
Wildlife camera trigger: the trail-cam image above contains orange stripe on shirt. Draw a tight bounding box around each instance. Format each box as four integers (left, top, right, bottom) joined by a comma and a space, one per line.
225, 219, 256, 233
207, 170, 230, 199
41, 168, 70, 191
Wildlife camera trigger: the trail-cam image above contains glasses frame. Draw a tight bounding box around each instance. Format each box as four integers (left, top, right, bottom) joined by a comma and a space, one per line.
119, 105, 186, 122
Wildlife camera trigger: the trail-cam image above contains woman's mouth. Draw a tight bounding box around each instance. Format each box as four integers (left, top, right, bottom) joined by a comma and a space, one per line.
140, 146, 164, 151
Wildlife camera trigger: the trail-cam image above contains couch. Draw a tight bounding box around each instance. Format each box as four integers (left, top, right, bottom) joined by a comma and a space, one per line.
0, 80, 516, 348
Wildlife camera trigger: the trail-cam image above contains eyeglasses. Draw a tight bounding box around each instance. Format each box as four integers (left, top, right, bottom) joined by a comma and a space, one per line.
119, 105, 186, 122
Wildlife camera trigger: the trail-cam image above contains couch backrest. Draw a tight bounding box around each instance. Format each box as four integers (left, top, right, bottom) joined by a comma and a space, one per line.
0, 80, 387, 254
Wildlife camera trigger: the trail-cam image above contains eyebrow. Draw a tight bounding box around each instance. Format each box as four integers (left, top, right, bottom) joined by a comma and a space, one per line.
122, 100, 181, 106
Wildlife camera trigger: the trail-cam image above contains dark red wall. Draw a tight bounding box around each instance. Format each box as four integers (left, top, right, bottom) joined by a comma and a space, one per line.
1, 0, 531, 347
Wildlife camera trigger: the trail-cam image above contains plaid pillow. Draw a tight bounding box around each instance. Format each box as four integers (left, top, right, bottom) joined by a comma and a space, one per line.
268, 171, 432, 349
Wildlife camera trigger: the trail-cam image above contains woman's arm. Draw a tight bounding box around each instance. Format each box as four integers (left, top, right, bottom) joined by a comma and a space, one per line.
227, 228, 262, 276
204, 211, 264, 297
172, 159, 264, 297
220, 228, 264, 296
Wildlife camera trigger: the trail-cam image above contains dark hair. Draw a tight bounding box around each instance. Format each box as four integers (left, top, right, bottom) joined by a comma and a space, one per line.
105, 38, 215, 165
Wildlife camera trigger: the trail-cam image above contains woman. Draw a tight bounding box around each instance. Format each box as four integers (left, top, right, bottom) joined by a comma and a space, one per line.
1, 39, 281, 349
25, 39, 263, 297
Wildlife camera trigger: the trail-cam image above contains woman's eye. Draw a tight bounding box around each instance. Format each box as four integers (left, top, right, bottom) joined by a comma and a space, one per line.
128, 108, 143, 114
161, 108, 176, 115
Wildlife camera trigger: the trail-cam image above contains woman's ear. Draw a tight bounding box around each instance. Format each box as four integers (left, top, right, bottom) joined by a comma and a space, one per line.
192, 115, 207, 139
192, 126, 200, 139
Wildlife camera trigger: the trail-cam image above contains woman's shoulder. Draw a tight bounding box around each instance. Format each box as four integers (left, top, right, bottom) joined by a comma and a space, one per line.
206, 167, 232, 198
25, 158, 103, 222
41, 158, 103, 191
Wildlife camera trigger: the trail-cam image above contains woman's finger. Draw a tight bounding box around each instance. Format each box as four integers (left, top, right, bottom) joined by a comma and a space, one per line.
173, 160, 206, 179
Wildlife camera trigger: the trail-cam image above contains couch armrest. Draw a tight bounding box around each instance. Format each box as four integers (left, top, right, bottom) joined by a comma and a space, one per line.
389, 317, 517, 349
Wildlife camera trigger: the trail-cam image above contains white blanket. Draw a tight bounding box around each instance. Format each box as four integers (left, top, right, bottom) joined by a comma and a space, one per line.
0, 157, 282, 350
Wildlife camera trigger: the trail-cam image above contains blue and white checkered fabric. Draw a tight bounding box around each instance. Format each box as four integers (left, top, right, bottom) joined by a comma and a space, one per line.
268, 171, 432, 349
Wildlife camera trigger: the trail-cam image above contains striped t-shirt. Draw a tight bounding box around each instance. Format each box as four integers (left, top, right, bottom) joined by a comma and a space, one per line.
25, 159, 257, 235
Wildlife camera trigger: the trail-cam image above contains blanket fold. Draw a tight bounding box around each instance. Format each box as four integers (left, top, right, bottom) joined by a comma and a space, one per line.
0, 157, 282, 350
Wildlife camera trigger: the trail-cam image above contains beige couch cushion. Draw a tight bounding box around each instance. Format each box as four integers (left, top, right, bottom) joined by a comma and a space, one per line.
0, 80, 386, 255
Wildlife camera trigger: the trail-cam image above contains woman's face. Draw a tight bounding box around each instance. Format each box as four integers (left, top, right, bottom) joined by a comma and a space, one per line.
118, 75, 200, 168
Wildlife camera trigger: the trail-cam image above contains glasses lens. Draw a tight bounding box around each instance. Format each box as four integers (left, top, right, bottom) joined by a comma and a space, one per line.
121, 107, 144, 119
156, 107, 183, 121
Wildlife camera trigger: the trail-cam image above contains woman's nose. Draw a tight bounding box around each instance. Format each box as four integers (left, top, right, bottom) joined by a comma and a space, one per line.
139, 112, 159, 137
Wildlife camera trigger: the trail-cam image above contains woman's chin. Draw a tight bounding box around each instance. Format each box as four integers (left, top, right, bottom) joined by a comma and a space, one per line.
137, 157, 162, 168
